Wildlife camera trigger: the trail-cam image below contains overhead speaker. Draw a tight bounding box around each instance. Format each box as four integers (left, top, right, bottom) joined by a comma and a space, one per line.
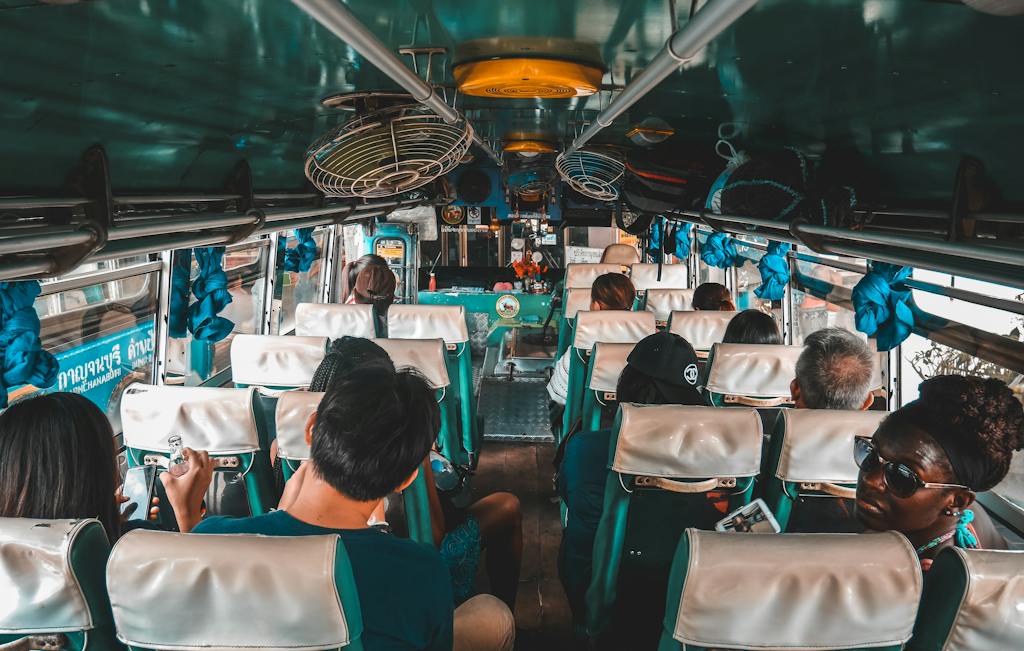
456, 168, 492, 204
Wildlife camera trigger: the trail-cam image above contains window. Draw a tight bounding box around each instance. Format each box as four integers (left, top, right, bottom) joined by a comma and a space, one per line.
167, 241, 269, 385
22, 269, 159, 433
790, 258, 861, 345
274, 228, 328, 334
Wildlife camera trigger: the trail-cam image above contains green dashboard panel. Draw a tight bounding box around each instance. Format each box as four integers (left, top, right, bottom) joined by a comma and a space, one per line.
1, 0, 1022, 202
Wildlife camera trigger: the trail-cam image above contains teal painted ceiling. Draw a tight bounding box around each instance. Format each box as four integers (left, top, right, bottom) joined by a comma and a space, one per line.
1, 0, 1022, 202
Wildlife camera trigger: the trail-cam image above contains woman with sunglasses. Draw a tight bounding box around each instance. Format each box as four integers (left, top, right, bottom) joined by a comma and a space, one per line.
855, 375, 1023, 569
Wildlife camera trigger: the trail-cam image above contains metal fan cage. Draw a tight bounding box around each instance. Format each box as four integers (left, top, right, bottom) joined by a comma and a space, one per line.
555, 149, 625, 201
305, 104, 473, 198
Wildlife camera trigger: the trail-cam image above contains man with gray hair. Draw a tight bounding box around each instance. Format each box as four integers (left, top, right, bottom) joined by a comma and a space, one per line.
791, 327, 876, 410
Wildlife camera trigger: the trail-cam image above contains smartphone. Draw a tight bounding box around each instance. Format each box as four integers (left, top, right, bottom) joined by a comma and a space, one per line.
120, 465, 157, 523
715, 498, 781, 534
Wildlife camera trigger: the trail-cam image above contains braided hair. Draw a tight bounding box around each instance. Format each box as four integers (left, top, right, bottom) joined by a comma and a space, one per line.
309, 336, 395, 392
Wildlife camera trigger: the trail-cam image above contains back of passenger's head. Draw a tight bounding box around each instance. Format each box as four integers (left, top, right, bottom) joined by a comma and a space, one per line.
590, 273, 635, 311
616, 332, 704, 407
311, 365, 438, 501
0, 392, 119, 541
723, 309, 782, 345
600, 243, 640, 265
692, 282, 735, 311
342, 254, 388, 301
793, 327, 875, 410
353, 264, 397, 310
310, 337, 395, 392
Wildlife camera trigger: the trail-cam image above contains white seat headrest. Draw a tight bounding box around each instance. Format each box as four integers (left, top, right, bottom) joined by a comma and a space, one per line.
565, 263, 627, 289
230, 335, 328, 388
937, 548, 1024, 651
600, 243, 640, 265
371, 338, 450, 389
573, 310, 656, 351
588, 343, 636, 393
107, 531, 353, 650
673, 530, 921, 650
0, 518, 99, 634
274, 390, 323, 461
776, 409, 887, 484
295, 303, 376, 339
646, 290, 697, 322
121, 384, 259, 454
386, 304, 468, 343
563, 288, 593, 321
705, 343, 803, 399
668, 310, 738, 351
629, 263, 689, 291
611, 404, 762, 479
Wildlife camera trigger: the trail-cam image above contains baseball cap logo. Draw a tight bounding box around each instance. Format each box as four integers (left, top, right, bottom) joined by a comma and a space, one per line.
684, 363, 699, 386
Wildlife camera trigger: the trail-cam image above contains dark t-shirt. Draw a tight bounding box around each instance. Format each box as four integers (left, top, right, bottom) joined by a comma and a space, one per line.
556, 428, 612, 616
194, 510, 453, 651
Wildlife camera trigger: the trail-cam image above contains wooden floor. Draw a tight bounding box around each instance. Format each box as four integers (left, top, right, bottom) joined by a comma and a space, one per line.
472, 441, 575, 650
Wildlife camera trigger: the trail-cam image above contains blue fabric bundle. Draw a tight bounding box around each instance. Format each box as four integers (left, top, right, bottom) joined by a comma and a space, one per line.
0, 281, 58, 406
754, 241, 791, 301
700, 231, 739, 268
188, 247, 234, 342
283, 228, 318, 273
851, 261, 915, 351
673, 222, 693, 260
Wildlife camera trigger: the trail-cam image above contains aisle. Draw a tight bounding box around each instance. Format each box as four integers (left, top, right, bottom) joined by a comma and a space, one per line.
472, 442, 573, 650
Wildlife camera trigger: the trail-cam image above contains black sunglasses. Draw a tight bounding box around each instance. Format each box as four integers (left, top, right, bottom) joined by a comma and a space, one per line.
854, 437, 967, 499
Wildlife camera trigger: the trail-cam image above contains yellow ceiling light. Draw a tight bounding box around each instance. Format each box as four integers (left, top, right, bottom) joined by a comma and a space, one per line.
454, 58, 603, 98
504, 140, 557, 157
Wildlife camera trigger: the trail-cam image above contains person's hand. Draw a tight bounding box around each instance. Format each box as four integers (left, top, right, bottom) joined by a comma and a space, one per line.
159, 448, 213, 532
116, 486, 160, 523
277, 461, 310, 511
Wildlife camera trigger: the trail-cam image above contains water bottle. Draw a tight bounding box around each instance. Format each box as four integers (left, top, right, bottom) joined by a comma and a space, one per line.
168, 435, 189, 477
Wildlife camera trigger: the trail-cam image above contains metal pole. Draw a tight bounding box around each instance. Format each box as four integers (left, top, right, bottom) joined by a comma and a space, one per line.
291, 0, 502, 165
106, 213, 257, 241
261, 232, 281, 335
565, 0, 758, 156
153, 250, 174, 386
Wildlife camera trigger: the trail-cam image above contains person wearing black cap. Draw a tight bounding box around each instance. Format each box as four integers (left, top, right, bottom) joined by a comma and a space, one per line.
556, 332, 705, 621
855, 375, 1023, 570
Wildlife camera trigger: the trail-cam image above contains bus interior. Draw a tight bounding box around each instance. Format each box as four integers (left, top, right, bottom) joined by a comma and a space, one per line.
2, 1, 1024, 650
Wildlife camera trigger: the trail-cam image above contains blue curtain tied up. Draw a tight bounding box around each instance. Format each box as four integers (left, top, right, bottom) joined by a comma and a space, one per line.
283, 228, 318, 273
673, 222, 693, 260
188, 247, 234, 342
168, 250, 192, 339
0, 281, 58, 406
754, 241, 791, 301
851, 261, 915, 351
700, 231, 739, 269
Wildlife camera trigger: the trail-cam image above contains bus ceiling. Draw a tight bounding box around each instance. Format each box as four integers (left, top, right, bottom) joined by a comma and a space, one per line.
1, 0, 1022, 285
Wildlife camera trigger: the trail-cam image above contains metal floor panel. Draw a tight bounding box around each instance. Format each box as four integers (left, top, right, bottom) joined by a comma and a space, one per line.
479, 377, 553, 442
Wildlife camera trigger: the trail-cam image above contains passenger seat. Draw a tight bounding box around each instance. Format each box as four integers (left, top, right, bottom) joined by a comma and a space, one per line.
667, 310, 738, 358
294, 303, 378, 338
645, 289, 696, 327
661, 529, 921, 650
579, 342, 635, 433
629, 263, 689, 294
230, 334, 328, 390
556, 288, 594, 360
0, 518, 117, 651
107, 530, 363, 650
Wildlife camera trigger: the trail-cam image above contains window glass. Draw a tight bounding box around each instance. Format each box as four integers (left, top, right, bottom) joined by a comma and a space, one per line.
167, 242, 269, 385
274, 228, 327, 335
39, 255, 151, 285
19, 272, 158, 433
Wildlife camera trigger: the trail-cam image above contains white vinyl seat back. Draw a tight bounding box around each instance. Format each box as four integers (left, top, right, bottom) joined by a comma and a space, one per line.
565, 263, 626, 289
371, 338, 450, 389
601, 243, 640, 265
230, 335, 328, 388
107, 531, 354, 650
629, 263, 689, 291
274, 390, 323, 462
386, 304, 468, 344
705, 343, 803, 405
0, 518, 103, 635
588, 343, 636, 394
573, 310, 656, 352
672, 530, 921, 650
646, 290, 697, 323
925, 548, 1024, 651
612, 404, 762, 480
295, 303, 376, 339
121, 384, 259, 454
563, 288, 593, 321
668, 310, 737, 352
776, 409, 887, 485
